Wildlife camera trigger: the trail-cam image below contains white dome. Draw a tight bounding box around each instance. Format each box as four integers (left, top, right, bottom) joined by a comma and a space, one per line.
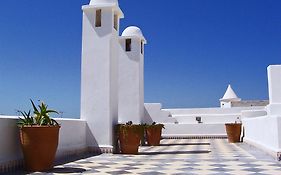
122, 26, 146, 41
89, 0, 118, 5
220, 84, 241, 102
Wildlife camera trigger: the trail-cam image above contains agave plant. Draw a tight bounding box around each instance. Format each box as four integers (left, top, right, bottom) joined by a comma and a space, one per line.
18, 99, 59, 127
18, 110, 34, 126
30, 100, 59, 126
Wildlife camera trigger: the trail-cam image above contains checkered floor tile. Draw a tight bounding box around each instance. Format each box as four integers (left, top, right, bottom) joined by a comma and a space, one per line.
25, 139, 281, 175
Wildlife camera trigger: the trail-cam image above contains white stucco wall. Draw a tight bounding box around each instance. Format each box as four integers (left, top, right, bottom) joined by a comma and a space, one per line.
162, 123, 227, 137
118, 36, 144, 124
144, 103, 176, 124
243, 116, 281, 158
242, 65, 281, 160
163, 107, 264, 124
80, 5, 121, 147
164, 107, 264, 115
267, 65, 281, 116
220, 101, 231, 108
241, 109, 267, 118
0, 117, 22, 164
173, 114, 240, 124
0, 116, 87, 166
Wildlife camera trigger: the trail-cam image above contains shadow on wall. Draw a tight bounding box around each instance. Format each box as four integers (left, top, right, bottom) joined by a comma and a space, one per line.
143, 107, 153, 124
85, 123, 99, 149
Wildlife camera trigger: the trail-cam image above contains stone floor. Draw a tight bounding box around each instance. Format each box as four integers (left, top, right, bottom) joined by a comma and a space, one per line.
21, 139, 281, 174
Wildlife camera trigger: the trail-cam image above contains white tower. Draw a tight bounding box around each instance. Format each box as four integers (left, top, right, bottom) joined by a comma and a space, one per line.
220, 84, 241, 108
118, 26, 147, 124
267, 65, 281, 116
80, 0, 124, 149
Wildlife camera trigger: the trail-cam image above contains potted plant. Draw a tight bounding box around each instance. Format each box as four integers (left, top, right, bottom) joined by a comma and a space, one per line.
18, 100, 60, 172
145, 122, 165, 146
116, 121, 143, 154
225, 119, 242, 143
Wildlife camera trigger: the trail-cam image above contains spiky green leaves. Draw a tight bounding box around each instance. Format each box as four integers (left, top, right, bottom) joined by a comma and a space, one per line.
18, 99, 59, 127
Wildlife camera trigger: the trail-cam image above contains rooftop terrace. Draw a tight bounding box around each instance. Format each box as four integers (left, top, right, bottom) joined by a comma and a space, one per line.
9, 138, 281, 175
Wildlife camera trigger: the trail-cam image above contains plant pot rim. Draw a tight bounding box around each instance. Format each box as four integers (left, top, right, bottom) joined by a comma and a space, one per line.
19, 125, 61, 128
145, 124, 164, 127
225, 123, 242, 125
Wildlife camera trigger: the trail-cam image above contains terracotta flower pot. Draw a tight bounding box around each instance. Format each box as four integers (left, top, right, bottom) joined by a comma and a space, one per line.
19, 126, 60, 172
146, 124, 163, 146
118, 125, 142, 154
225, 123, 241, 143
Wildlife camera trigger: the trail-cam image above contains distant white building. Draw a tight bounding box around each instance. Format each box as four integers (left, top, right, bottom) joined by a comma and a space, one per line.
220, 84, 268, 108
220, 85, 241, 108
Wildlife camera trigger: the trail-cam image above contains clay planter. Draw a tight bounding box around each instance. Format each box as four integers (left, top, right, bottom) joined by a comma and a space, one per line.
145, 124, 163, 146
145, 124, 164, 146
225, 123, 242, 143
118, 125, 142, 154
19, 126, 60, 172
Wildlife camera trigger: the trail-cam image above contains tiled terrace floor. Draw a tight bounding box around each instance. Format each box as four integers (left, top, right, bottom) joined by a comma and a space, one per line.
27, 139, 281, 174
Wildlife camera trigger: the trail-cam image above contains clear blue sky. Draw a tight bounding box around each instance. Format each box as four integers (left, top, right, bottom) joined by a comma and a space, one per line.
0, 0, 280, 118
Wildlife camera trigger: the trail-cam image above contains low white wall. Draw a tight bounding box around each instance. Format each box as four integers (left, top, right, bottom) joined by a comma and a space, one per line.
164, 107, 265, 124
0, 116, 87, 166
162, 123, 227, 137
241, 109, 267, 118
144, 105, 266, 136
243, 115, 281, 159
0, 116, 22, 164
173, 114, 240, 124
144, 103, 176, 124
164, 107, 264, 115
56, 118, 87, 157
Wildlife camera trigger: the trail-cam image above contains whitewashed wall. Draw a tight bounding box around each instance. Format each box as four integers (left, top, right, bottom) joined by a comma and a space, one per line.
144, 103, 176, 124
0, 116, 87, 168
242, 65, 281, 160
118, 36, 144, 124
164, 107, 265, 115
164, 107, 264, 124
243, 115, 281, 159
162, 123, 227, 137
80, 5, 121, 148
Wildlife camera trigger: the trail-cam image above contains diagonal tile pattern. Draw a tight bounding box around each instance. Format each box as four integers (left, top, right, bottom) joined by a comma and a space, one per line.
24, 139, 281, 175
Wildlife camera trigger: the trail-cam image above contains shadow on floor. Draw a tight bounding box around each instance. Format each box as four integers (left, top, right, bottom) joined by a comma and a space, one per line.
47, 167, 87, 173
159, 143, 210, 146
139, 150, 211, 155
55, 153, 101, 167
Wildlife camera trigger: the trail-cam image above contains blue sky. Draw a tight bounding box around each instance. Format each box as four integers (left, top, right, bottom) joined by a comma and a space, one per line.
0, 0, 280, 118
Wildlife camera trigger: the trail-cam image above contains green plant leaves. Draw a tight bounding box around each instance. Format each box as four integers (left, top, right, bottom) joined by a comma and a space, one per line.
17, 99, 59, 127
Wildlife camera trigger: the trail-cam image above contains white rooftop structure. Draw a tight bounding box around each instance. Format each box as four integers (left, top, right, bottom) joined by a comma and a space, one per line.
122, 26, 147, 43
220, 84, 241, 102
85, 0, 124, 18
89, 0, 118, 6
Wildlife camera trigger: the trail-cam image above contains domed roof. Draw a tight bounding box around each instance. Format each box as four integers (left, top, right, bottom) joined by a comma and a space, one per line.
122, 26, 146, 43
89, 0, 118, 5
220, 84, 241, 102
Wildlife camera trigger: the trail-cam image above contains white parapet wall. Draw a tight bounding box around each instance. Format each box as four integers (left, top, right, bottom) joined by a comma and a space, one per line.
144, 104, 266, 137
164, 106, 265, 124
144, 103, 176, 124
267, 65, 281, 115
165, 107, 265, 115
241, 109, 267, 118
242, 65, 281, 160
0, 116, 87, 170
243, 115, 281, 160
162, 123, 227, 138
